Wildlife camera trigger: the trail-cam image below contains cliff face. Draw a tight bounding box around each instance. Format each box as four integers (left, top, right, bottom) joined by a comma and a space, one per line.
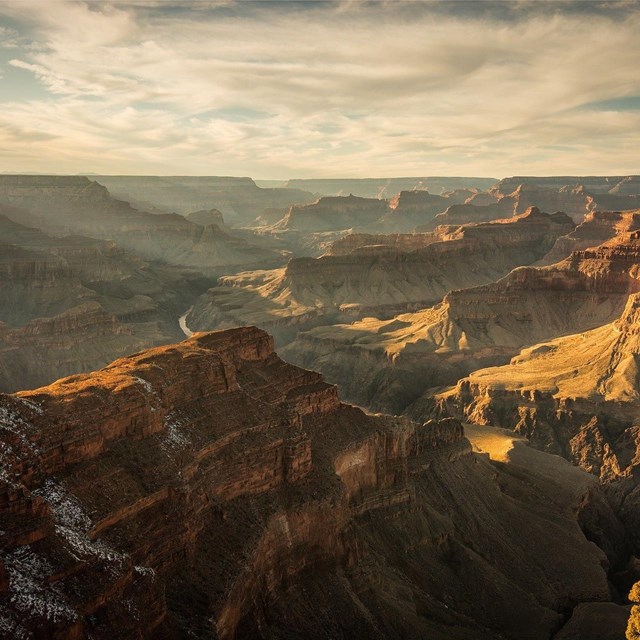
538, 210, 640, 265
187, 209, 574, 345
437, 294, 640, 554
283, 230, 640, 414
265, 190, 486, 255
277, 194, 391, 233
386, 190, 450, 228
0, 328, 619, 639
494, 177, 640, 222
420, 196, 516, 230
438, 293, 640, 470
0, 176, 286, 273
422, 180, 640, 229
0, 213, 214, 392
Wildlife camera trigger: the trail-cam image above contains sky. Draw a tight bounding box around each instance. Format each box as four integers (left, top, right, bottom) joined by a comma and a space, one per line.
0, 0, 639, 178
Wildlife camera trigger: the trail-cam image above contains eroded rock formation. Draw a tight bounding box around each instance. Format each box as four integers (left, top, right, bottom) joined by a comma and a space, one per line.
187, 208, 573, 344
0, 176, 287, 273
0, 328, 621, 639
92, 175, 315, 223
284, 229, 640, 414
0, 212, 212, 391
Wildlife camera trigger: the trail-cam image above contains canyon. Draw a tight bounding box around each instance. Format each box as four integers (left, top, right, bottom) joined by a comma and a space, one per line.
0, 327, 629, 639
2, 173, 640, 639
282, 213, 640, 414
187, 208, 574, 343
0, 177, 288, 273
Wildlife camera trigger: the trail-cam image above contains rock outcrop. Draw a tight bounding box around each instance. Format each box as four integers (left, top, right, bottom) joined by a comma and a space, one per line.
437, 293, 640, 475
538, 210, 640, 265
265, 190, 495, 255
187, 209, 574, 345
276, 194, 390, 233
284, 230, 640, 414
0, 327, 620, 639
421, 180, 640, 229
436, 293, 640, 560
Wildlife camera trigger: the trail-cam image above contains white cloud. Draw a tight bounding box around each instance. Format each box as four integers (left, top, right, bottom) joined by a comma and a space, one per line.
0, 0, 638, 176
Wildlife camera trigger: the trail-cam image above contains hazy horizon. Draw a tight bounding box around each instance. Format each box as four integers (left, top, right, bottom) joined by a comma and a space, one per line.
1, 0, 639, 178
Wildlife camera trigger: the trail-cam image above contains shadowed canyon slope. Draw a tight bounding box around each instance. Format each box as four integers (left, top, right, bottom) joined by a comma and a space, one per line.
0, 176, 287, 273
437, 293, 640, 559
188, 208, 574, 343
0, 328, 625, 640
0, 211, 217, 392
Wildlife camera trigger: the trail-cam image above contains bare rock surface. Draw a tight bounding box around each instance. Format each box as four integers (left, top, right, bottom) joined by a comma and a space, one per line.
284, 229, 640, 413
189, 208, 573, 345
0, 327, 617, 639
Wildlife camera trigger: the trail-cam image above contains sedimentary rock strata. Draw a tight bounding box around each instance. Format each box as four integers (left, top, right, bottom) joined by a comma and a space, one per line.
0, 213, 213, 391
187, 208, 573, 344
436, 293, 640, 562
284, 230, 640, 413
538, 210, 640, 265
0, 328, 620, 639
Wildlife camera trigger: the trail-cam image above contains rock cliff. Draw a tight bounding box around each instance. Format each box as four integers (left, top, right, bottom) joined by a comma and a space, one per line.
187, 208, 573, 345
436, 293, 640, 561
0, 212, 214, 391
283, 230, 640, 414
0, 327, 621, 639
538, 210, 640, 265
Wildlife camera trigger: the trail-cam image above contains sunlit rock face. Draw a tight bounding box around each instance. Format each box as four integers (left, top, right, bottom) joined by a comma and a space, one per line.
188, 208, 574, 345
537, 210, 640, 266
283, 228, 640, 415
437, 292, 640, 559
0, 327, 621, 639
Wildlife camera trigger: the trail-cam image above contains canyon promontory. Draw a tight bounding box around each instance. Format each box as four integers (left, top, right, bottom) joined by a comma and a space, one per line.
0, 327, 627, 639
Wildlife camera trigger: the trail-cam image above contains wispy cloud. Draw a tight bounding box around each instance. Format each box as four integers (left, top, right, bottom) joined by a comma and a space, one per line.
0, 0, 639, 177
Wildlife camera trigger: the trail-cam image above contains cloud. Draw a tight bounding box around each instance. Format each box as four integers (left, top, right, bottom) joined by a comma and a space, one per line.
0, 0, 638, 176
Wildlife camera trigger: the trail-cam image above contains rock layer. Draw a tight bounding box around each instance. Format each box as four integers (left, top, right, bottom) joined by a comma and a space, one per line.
284, 230, 640, 413
0, 328, 618, 639
189, 208, 574, 345
0, 176, 286, 273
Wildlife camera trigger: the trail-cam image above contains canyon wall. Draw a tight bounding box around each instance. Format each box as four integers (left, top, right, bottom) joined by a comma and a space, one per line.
0, 328, 622, 639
